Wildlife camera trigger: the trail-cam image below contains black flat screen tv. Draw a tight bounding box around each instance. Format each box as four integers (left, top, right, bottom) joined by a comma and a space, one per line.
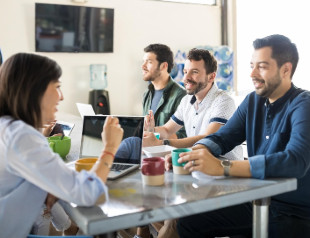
35, 3, 114, 53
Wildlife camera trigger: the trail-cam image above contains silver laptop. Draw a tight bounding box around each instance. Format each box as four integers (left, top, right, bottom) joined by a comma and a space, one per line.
80, 115, 144, 180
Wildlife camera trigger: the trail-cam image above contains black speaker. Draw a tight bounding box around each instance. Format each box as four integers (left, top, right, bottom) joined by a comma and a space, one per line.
88, 90, 110, 115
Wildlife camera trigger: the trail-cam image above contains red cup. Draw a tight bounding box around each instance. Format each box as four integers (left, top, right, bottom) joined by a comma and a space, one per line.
142, 157, 165, 175
141, 157, 165, 186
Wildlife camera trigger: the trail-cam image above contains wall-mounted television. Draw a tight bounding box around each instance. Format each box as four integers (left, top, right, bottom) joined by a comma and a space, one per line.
35, 3, 114, 53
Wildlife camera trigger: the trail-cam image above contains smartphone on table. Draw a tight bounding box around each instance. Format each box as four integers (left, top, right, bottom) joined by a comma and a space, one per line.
49, 121, 75, 136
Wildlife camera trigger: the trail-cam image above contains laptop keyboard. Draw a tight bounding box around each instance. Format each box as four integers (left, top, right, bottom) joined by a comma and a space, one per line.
111, 164, 132, 172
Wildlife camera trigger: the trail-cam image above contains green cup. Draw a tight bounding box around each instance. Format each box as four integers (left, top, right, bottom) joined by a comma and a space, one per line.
171, 148, 192, 174
48, 136, 71, 160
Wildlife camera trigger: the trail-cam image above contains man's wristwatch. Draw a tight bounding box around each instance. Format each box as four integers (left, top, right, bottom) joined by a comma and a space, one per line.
163, 139, 170, 146
221, 160, 232, 176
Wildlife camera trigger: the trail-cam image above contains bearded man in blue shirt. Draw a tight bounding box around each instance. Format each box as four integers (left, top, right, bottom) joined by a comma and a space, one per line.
176, 34, 310, 238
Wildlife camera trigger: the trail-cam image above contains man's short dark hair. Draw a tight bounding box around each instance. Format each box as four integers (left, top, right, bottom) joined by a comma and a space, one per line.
144, 44, 174, 73
253, 34, 299, 78
187, 48, 217, 74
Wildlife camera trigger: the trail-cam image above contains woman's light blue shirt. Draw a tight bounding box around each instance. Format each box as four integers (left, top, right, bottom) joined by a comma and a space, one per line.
0, 116, 108, 237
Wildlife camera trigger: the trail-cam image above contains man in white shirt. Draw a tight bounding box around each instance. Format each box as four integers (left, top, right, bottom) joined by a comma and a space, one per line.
138, 48, 243, 238
144, 48, 242, 161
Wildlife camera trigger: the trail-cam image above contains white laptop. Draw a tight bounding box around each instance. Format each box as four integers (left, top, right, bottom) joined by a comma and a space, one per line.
80, 115, 144, 180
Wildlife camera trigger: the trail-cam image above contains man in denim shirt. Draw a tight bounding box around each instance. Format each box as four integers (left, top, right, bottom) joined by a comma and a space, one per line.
176, 35, 310, 238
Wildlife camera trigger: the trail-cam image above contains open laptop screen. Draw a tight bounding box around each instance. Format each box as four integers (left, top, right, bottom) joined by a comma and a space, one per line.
80, 115, 144, 164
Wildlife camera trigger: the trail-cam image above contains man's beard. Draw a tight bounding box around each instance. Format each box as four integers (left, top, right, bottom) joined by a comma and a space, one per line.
185, 79, 208, 95
254, 71, 281, 98
143, 68, 161, 82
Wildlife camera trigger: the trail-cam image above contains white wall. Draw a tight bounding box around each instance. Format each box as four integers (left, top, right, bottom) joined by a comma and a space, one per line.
0, 0, 221, 116
236, 0, 310, 100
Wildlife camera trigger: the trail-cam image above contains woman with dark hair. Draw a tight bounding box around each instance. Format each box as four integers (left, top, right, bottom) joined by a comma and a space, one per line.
0, 53, 124, 237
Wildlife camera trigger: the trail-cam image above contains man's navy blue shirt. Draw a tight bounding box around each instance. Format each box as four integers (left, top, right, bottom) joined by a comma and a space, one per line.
197, 84, 310, 219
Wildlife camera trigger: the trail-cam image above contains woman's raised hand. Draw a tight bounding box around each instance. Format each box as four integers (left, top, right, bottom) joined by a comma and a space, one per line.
101, 116, 124, 154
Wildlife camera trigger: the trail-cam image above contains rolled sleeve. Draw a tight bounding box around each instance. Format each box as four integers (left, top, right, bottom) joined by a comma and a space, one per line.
195, 138, 222, 157
209, 117, 228, 125
249, 155, 266, 179
171, 115, 184, 126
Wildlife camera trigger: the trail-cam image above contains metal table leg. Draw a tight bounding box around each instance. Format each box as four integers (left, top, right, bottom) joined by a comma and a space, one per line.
253, 197, 271, 238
